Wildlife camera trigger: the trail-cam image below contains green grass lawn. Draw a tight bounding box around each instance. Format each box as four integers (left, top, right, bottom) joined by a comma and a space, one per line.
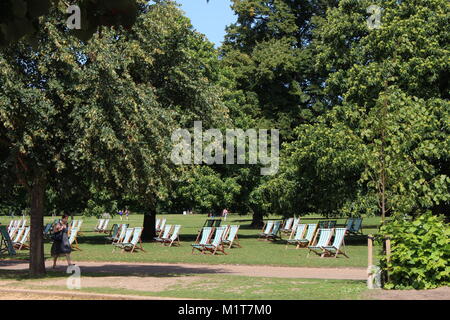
2, 213, 381, 268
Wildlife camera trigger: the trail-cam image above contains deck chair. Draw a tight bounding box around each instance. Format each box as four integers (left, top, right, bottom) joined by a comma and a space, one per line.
344, 218, 354, 231
8, 226, 18, 240
113, 224, 129, 243
119, 227, 145, 253
20, 219, 26, 228
43, 223, 53, 239
95, 219, 105, 232
12, 227, 25, 244
156, 218, 166, 234
162, 225, 181, 247
155, 218, 161, 232
265, 220, 282, 241
280, 218, 294, 234
292, 217, 300, 231
222, 225, 241, 248
285, 224, 307, 249
296, 223, 318, 248
13, 227, 30, 250
322, 228, 349, 258
203, 226, 227, 255
113, 227, 134, 251
257, 221, 274, 239
0, 225, 16, 256
105, 224, 119, 242
69, 227, 81, 251
100, 219, 110, 233
154, 224, 173, 243
307, 228, 334, 257
348, 217, 363, 235
191, 227, 214, 254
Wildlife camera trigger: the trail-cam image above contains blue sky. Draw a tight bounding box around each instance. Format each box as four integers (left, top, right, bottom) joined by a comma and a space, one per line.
175, 0, 237, 47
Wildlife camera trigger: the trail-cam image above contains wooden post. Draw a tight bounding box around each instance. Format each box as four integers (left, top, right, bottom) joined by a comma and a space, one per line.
385, 237, 391, 282
368, 234, 373, 267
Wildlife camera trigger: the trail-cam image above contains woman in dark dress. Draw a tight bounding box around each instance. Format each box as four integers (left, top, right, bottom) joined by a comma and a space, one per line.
51, 214, 73, 268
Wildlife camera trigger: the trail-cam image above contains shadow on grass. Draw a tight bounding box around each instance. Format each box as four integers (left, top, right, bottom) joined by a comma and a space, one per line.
0, 260, 236, 280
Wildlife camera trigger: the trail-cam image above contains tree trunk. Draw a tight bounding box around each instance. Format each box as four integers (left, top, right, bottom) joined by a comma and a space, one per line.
141, 209, 156, 242
29, 175, 46, 276
250, 211, 264, 229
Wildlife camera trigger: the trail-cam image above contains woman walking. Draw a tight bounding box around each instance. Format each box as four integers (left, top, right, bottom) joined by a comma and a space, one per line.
51, 214, 73, 268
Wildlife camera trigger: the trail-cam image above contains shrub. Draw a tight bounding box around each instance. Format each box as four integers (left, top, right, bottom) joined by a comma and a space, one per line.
378, 212, 450, 289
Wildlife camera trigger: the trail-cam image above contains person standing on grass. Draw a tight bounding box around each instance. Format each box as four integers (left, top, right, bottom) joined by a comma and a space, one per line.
51, 214, 74, 269
125, 208, 129, 221
118, 209, 123, 221
222, 208, 229, 221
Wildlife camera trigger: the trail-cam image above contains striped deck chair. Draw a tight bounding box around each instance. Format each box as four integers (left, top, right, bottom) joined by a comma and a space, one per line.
307, 228, 334, 257
69, 227, 81, 251
322, 228, 349, 258
348, 217, 363, 235
296, 223, 318, 248
75, 220, 84, 236
119, 227, 145, 253
112, 227, 134, 251
100, 219, 110, 233
257, 221, 274, 239
281, 218, 294, 234
157, 218, 167, 235
20, 219, 26, 228
203, 226, 227, 255
155, 218, 161, 232
105, 224, 119, 242
8, 226, 19, 240
222, 225, 241, 248
265, 220, 282, 241
162, 225, 181, 247
95, 219, 105, 232
285, 224, 307, 249
11, 227, 25, 245
292, 217, 300, 231
7, 221, 14, 232
43, 223, 53, 238
154, 224, 172, 243
191, 227, 214, 254
13, 227, 30, 250
344, 218, 354, 232
109, 224, 129, 243
221, 225, 230, 241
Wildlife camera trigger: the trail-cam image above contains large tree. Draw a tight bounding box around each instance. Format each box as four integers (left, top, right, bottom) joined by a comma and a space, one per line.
262, 0, 450, 219
0, 0, 228, 275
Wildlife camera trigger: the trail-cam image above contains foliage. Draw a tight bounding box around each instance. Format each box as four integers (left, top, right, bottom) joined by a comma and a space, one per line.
260, 0, 450, 218
378, 213, 450, 289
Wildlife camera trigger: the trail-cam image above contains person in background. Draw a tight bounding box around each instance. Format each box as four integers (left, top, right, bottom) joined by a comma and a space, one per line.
51, 214, 73, 269
222, 208, 229, 221
125, 208, 129, 221
118, 209, 123, 221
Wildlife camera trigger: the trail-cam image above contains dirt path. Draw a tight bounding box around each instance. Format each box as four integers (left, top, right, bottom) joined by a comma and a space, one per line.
0, 260, 367, 280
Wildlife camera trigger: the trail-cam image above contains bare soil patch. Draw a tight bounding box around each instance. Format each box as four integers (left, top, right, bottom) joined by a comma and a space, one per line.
365, 286, 450, 300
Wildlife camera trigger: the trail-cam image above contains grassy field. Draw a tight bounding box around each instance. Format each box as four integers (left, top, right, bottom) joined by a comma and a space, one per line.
0, 269, 368, 300
2, 213, 381, 268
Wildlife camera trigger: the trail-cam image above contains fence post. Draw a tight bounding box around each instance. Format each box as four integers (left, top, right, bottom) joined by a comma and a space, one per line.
385, 237, 391, 283
367, 235, 374, 289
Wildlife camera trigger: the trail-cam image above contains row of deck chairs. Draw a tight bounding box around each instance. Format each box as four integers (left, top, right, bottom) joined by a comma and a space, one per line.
8, 226, 30, 250
191, 225, 241, 255
258, 220, 283, 241
7, 219, 27, 232
94, 219, 110, 233
285, 223, 348, 258
112, 227, 145, 253
154, 224, 181, 247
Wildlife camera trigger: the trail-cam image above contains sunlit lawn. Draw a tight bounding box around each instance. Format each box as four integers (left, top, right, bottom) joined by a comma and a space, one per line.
2, 213, 381, 268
